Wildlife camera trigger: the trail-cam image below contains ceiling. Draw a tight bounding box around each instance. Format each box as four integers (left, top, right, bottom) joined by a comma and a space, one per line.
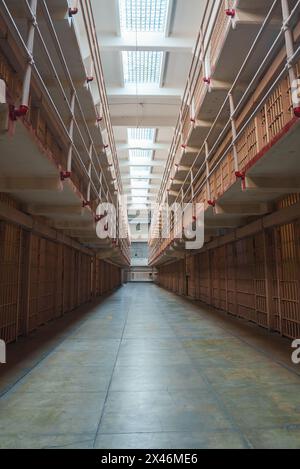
90, 0, 205, 239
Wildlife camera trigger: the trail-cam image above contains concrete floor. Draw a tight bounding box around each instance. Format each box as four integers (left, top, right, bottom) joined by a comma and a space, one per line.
1, 283, 300, 449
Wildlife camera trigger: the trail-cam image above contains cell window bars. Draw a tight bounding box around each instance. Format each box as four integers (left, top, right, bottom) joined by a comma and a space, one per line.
119, 0, 169, 33
123, 51, 164, 85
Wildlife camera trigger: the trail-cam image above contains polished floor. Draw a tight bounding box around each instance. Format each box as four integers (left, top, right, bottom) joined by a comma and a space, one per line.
1, 283, 300, 449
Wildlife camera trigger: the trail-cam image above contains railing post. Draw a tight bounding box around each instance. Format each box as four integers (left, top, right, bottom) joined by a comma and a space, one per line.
190, 169, 194, 201
229, 93, 241, 176
281, 0, 300, 117
205, 141, 213, 205
86, 142, 93, 204
66, 90, 76, 174
19, 0, 37, 116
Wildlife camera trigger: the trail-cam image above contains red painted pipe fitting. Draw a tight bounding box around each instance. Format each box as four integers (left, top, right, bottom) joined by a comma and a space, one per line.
225, 8, 236, 18
294, 107, 300, 118
87, 76, 94, 83
203, 77, 211, 85
235, 171, 245, 180
60, 171, 71, 181
181, 144, 187, 150
190, 117, 196, 124
96, 117, 103, 123
15, 104, 29, 117
207, 199, 216, 207
10, 104, 29, 120
69, 7, 78, 17
82, 201, 91, 208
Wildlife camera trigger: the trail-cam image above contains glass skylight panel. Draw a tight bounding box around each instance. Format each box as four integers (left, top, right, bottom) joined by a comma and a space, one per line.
119, 0, 169, 33
128, 128, 155, 144
122, 51, 163, 85
132, 197, 148, 205
129, 149, 153, 161
131, 179, 150, 188
130, 166, 151, 177
132, 189, 149, 197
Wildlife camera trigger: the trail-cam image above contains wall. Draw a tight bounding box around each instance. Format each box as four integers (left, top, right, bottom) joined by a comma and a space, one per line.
0, 198, 121, 344
157, 196, 300, 340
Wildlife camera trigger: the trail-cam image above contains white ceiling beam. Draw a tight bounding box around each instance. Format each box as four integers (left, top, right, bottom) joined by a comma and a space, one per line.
127, 195, 157, 200
121, 175, 162, 181
97, 35, 194, 53
107, 87, 182, 98
117, 143, 169, 151
119, 160, 167, 168
111, 116, 176, 127
123, 184, 160, 189
165, 0, 175, 36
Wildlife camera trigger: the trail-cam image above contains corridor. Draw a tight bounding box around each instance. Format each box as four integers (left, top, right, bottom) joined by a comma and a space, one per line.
0, 284, 300, 449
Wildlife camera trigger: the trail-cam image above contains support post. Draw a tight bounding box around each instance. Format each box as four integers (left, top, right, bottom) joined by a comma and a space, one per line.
281, 0, 300, 117
205, 141, 213, 204
67, 90, 76, 173
229, 93, 241, 175
20, 0, 38, 115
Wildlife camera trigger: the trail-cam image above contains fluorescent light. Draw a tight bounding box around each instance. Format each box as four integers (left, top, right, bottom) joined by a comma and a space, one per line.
122, 51, 163, 85
119, 0, 169, 33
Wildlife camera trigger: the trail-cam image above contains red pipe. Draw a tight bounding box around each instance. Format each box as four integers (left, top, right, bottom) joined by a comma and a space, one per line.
69, 7, 78, 17
10, 104, 29, 121
225, 9, 236, 18
60, 171, 71, 181
294, 107, 300, 118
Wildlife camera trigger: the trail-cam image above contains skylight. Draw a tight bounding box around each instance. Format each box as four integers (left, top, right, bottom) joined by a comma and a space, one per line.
131, 179, 150, 188
122, 51, 163, 85
132, 197, 148, 205
119, 0, 169, 34
132, 189, 149, 197
129, 150, 153, 161
128, 128, 155, 143
130, 166, 151, 177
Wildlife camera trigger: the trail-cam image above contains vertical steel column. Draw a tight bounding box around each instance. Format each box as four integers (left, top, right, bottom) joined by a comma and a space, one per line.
281, 0, 300, 116
20, 0, 37, 115
190, 169, 194, 201
229, 93, 241, 176
205, 141, 213, 204
86, 142, 93, 205
67, 90, 76, 175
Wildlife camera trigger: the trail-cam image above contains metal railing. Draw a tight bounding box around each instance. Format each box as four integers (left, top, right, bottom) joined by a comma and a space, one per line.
149, 0, 300, 264
0, 0, 130, 255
